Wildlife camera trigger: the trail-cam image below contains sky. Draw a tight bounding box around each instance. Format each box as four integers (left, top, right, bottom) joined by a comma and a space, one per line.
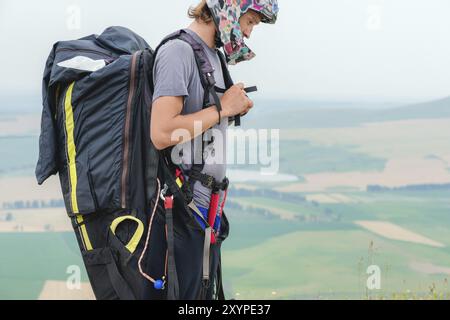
0, 0, 449, 104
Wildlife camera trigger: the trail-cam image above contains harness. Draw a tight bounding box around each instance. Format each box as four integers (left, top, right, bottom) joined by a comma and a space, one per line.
143, 29, 236, 300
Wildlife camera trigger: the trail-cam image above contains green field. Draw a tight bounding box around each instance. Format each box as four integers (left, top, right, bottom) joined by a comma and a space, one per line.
0, 136, 37, 177
0, 232, 88, 299
2, 99, 450, 300
222, 190, 450, 299
2, 191, 449, 300
229, 140, 387, 177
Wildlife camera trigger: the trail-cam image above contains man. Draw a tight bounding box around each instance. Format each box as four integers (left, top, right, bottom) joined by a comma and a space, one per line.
149, 0, 278, 299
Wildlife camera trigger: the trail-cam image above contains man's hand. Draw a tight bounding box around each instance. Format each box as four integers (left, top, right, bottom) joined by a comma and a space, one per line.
220, 83, 254, 119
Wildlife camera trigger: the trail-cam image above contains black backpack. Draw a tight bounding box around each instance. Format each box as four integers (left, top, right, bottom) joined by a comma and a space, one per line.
36, 26, 235, 300
37, 26, 236, 213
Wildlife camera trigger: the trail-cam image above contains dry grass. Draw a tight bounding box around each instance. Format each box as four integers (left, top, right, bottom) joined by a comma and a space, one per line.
409, 261, 450, 275
354, 220, 445, 248
306, 193, 356, 203
0, 208, 71, 233
0, 175, 62, 203
281, 118, 450, 159
276, 157, 450, 193
38, 281, 95, 300
0, 114, 41, 136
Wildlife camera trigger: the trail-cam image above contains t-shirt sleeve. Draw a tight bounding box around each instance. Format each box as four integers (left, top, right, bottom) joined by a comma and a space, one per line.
152, 40, 195, 103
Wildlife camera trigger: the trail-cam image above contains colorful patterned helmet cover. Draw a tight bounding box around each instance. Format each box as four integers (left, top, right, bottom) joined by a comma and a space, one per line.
206, 0, 279, 65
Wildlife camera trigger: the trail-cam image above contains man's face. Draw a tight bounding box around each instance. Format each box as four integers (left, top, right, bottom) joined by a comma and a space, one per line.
239, 9, 262, 39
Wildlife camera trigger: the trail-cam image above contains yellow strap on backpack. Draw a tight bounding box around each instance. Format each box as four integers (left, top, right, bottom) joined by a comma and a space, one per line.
110, 216, 144, 254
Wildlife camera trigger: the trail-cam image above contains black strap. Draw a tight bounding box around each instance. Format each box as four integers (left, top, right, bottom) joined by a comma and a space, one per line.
198, 281, 210, 300
178, 32, 223, 124
189, 168, 216, 190
209, 86, 222, 124
165, 197, 180, 300
214, 86, 257, 94
197, 226, 212, 300
217, 49, 234, 89
159, 154, 182, 300
216, 49, 241, 127
188, 168, 229, 192
83, 247, 137, 300
216, 257, 225, 300
106, 260, 136, 300
160, 154, 216, 301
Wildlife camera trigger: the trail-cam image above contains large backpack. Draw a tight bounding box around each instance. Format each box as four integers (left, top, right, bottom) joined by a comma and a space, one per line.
36, 26, 235, 299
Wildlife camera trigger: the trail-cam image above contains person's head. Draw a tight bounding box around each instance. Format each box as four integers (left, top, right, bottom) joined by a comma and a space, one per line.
239, 9, 263, 39
189, 0, 262, 39
188, 0, 214, 24
189, 0, 279, 65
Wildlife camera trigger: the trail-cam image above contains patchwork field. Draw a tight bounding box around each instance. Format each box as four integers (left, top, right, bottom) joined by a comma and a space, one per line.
2, 103, 450, 299
223, 224, 450, 299
280, 118, 450, 160
277, 157, 450, 193
306, 193, 359, 203
223, 190, 450, 299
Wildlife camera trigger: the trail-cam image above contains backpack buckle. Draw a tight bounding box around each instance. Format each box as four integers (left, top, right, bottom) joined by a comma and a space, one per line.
203, 175, 215, 190
206, 73, 216, 87
160, 183, 169, 201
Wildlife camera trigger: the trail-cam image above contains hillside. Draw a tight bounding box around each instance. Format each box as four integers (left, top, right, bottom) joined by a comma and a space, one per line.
244, 96, 450, 129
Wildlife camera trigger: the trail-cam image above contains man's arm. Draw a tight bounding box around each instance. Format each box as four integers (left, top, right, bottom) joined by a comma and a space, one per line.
151, 96, 221, 150
151, 83, 253, 150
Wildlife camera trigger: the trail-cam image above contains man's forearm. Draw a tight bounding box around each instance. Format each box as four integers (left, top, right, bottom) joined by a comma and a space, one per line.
160, 105, 224, 148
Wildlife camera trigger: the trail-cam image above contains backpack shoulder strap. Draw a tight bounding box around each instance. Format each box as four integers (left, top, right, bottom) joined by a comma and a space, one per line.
153, 30, 183, 55
153, 30, 223, 124
217, 49, 233, 89
216, 49, 241, 126
150, 30, 184, 92
177, 31, 223, 124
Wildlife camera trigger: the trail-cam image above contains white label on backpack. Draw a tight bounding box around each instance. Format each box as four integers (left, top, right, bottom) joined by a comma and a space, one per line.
57, 56, 106, 72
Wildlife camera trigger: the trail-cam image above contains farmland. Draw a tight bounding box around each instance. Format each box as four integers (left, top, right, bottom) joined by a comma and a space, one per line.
1, 98, 450, 299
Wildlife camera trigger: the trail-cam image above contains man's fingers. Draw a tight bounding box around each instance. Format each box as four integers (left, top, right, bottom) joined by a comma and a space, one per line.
235, 82, 245, 90
247, 98, 254, 108
240, 98, 253, 116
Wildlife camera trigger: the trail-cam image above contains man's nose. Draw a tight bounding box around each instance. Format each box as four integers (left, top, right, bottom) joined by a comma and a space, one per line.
244, 28, 252, 39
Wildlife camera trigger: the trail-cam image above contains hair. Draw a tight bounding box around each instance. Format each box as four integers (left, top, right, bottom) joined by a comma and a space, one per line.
188, 0, 213, 24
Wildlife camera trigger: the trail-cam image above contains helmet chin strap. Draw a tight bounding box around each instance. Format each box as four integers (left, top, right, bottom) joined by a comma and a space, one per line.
214, 30, 223, 48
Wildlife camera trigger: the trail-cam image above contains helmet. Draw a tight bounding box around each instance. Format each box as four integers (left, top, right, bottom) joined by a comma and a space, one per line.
206, 0, 279, 65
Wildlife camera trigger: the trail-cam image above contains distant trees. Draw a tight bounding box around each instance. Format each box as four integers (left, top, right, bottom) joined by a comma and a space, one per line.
367, 183, 450, 192
1, 198, 65, 210
0, 212, 14, 222
226, 200, 277, 219
226, 186, 340, 224
228, 187, 306, 203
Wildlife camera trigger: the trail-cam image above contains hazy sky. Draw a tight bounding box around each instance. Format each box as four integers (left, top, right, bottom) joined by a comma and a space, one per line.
0, 0, 449, 103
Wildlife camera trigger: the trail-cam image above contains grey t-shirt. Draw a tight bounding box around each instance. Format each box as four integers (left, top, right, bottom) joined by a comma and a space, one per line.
152, 29, 228, 210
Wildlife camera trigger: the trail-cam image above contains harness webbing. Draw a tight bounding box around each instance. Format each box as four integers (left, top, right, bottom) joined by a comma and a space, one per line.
150, 30, 233, 300
163, 194, 179, 300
